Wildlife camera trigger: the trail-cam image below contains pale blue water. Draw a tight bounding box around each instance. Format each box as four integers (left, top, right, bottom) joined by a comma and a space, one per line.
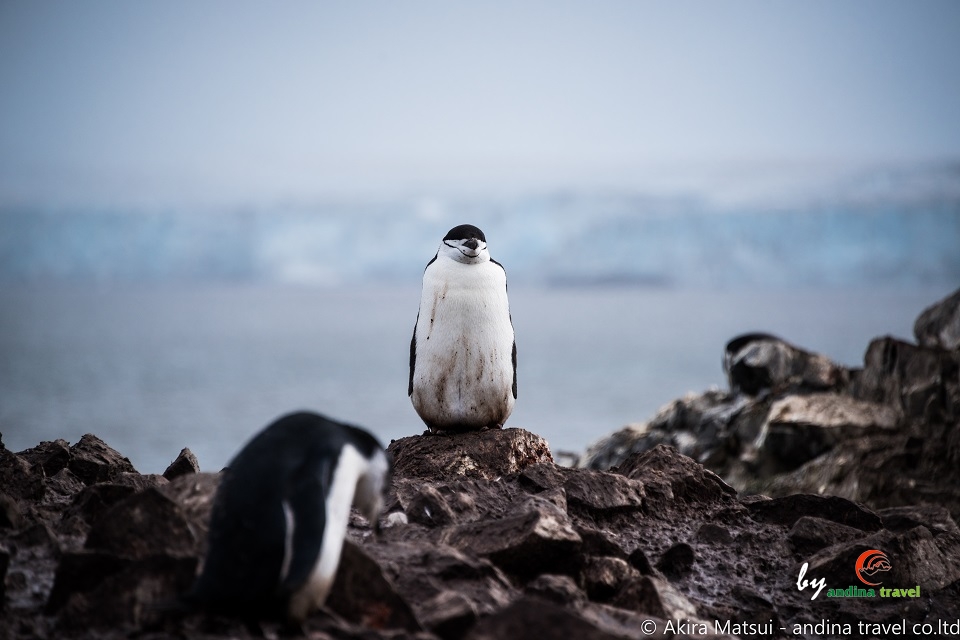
0, 285, 950, 473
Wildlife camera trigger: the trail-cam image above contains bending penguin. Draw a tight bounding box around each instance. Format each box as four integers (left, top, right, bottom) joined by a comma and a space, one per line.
187, 411, 389, 624
409, 224, 517, 432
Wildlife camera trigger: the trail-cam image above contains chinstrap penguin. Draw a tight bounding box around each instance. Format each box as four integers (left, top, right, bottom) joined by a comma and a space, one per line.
187, 411, 389, 624
409, 224, 517, 432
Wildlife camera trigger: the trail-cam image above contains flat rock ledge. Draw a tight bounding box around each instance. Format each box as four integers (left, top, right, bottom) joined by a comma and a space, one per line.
3, 427, 960, 639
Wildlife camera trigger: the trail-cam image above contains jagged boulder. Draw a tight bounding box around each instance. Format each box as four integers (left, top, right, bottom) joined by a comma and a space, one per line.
723, 333, 848, 396
388, 427, 553, 482
162, 447, 200, 480
850, 335, 960, 424
67, 434, 138, 485
580, 291, 960, 523
914, 287, 960, 351
753, 393, 899, 472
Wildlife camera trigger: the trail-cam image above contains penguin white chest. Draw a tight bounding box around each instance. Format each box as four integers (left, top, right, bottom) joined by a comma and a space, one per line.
286, 444, 370, 622
411, 258, 516, 430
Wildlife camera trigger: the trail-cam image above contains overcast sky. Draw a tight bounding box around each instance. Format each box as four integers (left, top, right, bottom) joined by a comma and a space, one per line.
1, 1, 959, 207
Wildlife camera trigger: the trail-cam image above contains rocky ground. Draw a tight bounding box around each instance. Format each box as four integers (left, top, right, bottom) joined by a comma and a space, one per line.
1, 289, 959, 639
581, 288, 960, 520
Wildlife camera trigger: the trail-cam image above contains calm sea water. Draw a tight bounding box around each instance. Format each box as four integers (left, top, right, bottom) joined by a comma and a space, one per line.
0, 284, 949, 473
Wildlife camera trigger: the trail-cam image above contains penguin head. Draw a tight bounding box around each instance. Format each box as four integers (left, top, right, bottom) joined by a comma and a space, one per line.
440, 224, 489, 264
353, 448, 390, 535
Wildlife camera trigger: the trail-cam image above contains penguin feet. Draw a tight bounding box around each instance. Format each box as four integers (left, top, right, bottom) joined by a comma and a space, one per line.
425, 426, 456, 436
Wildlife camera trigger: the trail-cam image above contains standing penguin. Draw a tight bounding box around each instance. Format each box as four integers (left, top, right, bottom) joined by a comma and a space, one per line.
187, 411, 389, 624
409, 224, 517, 432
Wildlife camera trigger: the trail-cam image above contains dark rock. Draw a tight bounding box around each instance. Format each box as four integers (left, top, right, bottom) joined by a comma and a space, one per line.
327, 540, 420, 632
46, 551, 126, 613
3, 517, 63, 613
580, 556, 637, 602
745, 494, 883, 531
417, 590, 477, 639
787, 516, 866, 556
754, 393, 898, 471
364, 542, 517, 623
0, 544, 8, 603
580, 291, 960, 526
442, 494, 581, 580
518, 461, 567, 492
17, 439, 72, 477
39, 468, 87, 512
67, 483, 138, 526
580, 390, 747, 470
55, 554, 197, 630
626, 547, 653, 575
113, 471, 168, 493
11, 523, 61, 557
610, 575, 698, 619
0, 442, 43, 501
563, 469, 645, 515
696, 523, 733, 545
724, 333, 847, 396
162, 448, 199, 480
464, 596, 622, 640
68, 434, 137, 485
655, 542, 695, 578
400, 483, 456, 527
914, 287, 960, 351
159, 472, 221, 557
84, 488, 197, 559
851, 336, 959, 423
388, 427, 552, 482
616, 445, 736, 508
1, 491, 24, 529
394, 476, 519, 528
577, 528, 627, 559
748, 433, 960, 520
879, 505, 960, 535
577, 423, 672, 471
525, 574, 586, 607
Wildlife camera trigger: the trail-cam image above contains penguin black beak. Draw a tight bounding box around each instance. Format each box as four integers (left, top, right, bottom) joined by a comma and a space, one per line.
463, 239, 479, 251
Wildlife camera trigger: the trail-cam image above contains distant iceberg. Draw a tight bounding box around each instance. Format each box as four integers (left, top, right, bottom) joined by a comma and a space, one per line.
2, 164, 958, 289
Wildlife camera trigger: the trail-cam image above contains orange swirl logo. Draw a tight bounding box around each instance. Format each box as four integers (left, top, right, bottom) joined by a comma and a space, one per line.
855, 549, 891, 586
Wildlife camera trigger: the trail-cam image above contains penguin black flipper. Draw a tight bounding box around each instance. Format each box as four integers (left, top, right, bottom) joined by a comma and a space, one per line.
511, 339, 518, 399
408, 312, 419, 397
491, 258, 518, 401
278, 454, 332, 597
409, 253, 439, 398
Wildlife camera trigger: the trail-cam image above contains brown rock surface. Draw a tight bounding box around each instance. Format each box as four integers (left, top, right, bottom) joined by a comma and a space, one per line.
582, 288, 960, 525
3, 425, 958, 638
2, 290, 960, 638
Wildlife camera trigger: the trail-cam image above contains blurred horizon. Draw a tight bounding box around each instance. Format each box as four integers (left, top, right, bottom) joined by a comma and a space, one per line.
3, 159, 959, 290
